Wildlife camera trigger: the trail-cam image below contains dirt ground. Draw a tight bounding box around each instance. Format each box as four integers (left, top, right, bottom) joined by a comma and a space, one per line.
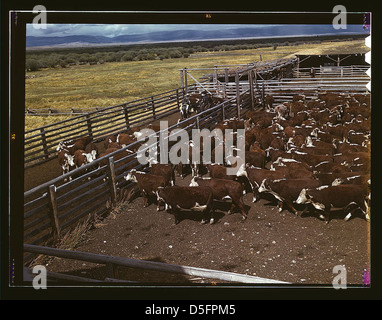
45, 172, 370, 286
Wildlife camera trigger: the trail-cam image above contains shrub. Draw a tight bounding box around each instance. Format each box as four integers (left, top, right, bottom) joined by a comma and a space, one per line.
26, 59, 41, 71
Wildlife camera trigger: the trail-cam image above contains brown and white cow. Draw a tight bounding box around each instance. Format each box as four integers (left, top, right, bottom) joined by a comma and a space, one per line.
156, 185, 214, 225
190, 177, 247, 220
125, 169, 167, 210
296, 184, 370, 223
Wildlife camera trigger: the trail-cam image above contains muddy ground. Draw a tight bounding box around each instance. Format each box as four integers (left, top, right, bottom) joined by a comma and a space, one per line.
45, 172, 370, 286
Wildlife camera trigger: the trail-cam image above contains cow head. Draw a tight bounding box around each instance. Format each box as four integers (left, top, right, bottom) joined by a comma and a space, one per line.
296, 188, 311, 204
258, 179, 271, 194
65, 153, 75, 167
124, 169, 137, 183
189, 177, 199, 187
91, 149, 97, 160
84, 152, 94, 164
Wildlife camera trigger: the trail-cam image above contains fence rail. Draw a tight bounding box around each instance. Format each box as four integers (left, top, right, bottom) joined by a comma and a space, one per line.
24, 244, 289, 284
24, 87, 186, 167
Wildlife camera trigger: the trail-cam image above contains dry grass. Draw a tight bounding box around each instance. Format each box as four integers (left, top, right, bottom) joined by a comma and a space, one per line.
25, 39, 368, 133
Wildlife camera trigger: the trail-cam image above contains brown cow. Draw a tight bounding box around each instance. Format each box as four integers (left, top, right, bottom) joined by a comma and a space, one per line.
156, 185, 215, 225
190, 177, 247, 220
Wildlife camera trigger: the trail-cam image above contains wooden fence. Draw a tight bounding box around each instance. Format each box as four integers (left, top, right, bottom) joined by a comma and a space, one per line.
24, 87, 186, 167
24, 244, 289, 284
23, 90, 253, 262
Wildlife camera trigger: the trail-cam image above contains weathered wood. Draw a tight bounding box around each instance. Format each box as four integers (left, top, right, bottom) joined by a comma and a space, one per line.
24, 244, 290, 284
107, 156, 118, 207
40, 128, 49, 160
235, 72, 241, 119
47, 184, 61, 240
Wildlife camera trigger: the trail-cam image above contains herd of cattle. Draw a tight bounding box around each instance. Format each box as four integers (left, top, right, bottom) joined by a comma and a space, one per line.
56, 91, 371, 225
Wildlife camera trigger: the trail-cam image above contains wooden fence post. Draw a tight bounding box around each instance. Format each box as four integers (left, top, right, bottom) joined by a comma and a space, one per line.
47, 184, 61, 240
107, 156, 118, 207
122, 105, 130, 130
40, 128, 49, 160
151, 96, 156, 119
248, 70, 255, 111
235, 72, 241, 119
86, 114, 93, 138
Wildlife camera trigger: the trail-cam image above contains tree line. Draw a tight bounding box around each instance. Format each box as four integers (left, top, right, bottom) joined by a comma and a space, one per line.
25, 34, 361, 72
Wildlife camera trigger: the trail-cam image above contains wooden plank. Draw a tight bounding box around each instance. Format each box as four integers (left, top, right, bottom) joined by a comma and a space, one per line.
24, 244, 290, 284
107, 156, 118, 207
47, 185, 61, 240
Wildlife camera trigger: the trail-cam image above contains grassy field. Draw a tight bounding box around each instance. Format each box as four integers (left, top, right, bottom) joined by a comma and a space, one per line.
25, 39, 368, 132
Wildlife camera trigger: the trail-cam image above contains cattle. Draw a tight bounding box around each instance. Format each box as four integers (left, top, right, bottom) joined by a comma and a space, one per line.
180, 99, 192, 119
314, 172, 369, 186
156, 186, 214, 224
245, 150, 266, 168
57, 136, 92, 155
265, 95, 274, 109
125, 169, 167, 210
73, 149, 94, 168
296, 184, 370, 222
190, 177, 247, 220
150, 163, 175, 186
258, 178, 321, 214
117, 133, 136, 148
245, 167, 286, 203
57, 149, 75, 180
84, 142, 98, 161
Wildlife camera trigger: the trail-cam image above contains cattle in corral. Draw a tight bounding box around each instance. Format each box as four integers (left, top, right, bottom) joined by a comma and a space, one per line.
292, 94, 306, 103
180, 100, 192, 119
57, 136, 92, 155
84, 142, 98, 161
206, 163, 235, 180
324, 124, 350, 142
305, 136, 336, 153
103, 134, 118, 149
245, 150, 266, 168
245, 166, 286, 203
73, 149, 94, 168
269, 136, 285, 151
287, 135, 305, 149
347, 130, 368, 145
258, 178, 321, 214
125, 169, 167, 210
265, 95, 274, 109
296, 184, 370, 222
274, 104, 289, 119
156, 185, 215, 225
283, 126, 295, 140
150, 163, 176, 186
271, 157, 311, 172
313, 161, 348, 174
57, 149, 75, 180
289, 101, 306, 117
98, 147, 136, 174
117, 133, 136, 148
107, 141, 121, 149
190, 177, 247, 220
314, 172, 368, 186
292, 152, 334, 168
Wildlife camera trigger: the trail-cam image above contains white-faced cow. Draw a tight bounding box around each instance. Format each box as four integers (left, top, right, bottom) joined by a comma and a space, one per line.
156, 185, 214, 225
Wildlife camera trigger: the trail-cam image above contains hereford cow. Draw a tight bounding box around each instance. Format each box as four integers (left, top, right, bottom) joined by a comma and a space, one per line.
296, 184, 370, 223
58, 149, 75, 181
156, 186, 214, 225
190, 177, 247, 220
258, 178, 321, 215
125, 169, 167, 210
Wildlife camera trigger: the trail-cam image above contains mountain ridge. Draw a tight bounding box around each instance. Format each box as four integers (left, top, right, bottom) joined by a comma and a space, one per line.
26, 26, 368, 48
